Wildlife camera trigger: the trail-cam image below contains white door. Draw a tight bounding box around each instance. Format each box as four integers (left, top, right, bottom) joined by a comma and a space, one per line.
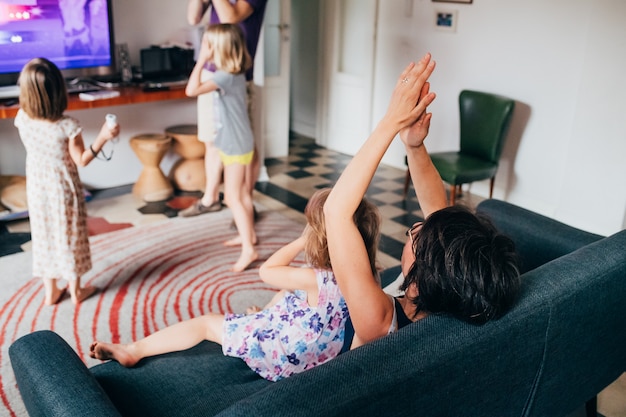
262, 0, 291, 159
319, 0, 378, 155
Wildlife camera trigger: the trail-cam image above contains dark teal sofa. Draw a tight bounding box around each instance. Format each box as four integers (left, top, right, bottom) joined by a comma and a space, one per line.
9, 199, 626, 417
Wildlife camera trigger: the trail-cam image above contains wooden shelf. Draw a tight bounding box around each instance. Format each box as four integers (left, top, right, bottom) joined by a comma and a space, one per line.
0, 85, 190, 119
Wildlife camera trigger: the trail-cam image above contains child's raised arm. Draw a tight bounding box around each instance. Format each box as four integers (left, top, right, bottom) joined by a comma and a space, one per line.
259, 235, 317, 295
185, 36, 220, 97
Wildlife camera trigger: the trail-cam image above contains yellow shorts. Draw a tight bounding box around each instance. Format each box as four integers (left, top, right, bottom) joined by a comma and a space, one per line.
219, 150, 254, 166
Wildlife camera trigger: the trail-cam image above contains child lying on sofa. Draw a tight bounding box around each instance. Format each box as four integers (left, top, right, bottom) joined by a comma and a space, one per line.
90, 188, 381, 381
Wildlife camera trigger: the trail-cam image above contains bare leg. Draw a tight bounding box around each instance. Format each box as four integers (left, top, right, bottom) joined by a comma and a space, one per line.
229, 147, 259, 232
222, 163, 258, 272
245, 82, 260, 203
68, 277, 98, 305
246, 146, 260, 196
222, 234, 258, 246
90, 313, 225, 367
200, 141, 223, 207
42, 278, 66, 305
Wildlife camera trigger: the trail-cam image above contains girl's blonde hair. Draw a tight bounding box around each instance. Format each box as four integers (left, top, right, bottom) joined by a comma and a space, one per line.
204, 23, 252, 75
18, 58, 68, 121
304, 188, 381, 279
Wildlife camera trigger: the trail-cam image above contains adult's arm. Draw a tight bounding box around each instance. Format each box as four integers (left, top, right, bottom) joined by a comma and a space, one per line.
324, 55, 436, 343
187, 0, 210, 25
211, 0, 255, 23
400, 118, 448, 217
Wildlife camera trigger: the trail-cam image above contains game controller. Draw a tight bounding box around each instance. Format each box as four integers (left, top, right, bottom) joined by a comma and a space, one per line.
106, 114, 119, 142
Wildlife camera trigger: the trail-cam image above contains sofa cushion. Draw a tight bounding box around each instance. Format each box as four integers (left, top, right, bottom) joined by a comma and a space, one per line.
91, 341, 271, 417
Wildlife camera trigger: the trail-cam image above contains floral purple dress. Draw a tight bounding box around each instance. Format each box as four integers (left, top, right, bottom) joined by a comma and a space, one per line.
222, 269, 348, 381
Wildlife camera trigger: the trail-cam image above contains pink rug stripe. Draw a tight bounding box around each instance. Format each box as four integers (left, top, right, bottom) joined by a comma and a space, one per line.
0, 207, 305, 417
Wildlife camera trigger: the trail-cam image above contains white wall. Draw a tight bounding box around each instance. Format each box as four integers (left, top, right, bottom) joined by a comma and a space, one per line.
1, 0, 624, 235
369, 0, 626, 236
289, 0, 319, 138
112, 0, 197, 65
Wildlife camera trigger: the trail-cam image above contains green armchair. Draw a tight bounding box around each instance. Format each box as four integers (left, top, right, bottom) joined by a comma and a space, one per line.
404, 90, 515, 205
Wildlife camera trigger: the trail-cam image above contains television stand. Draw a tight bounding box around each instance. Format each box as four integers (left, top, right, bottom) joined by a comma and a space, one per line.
0, 84, 191, 119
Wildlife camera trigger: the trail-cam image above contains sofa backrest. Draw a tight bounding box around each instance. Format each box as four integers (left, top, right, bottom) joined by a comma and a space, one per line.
218, 267, 555, 416
525, 229, 626, 417
476, 199, 603, 273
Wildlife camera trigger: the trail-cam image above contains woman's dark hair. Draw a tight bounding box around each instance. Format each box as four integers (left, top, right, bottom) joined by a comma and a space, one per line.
401, 205, 520, 324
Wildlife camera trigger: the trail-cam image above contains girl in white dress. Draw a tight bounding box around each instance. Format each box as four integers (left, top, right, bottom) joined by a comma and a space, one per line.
14, 58, 120, 305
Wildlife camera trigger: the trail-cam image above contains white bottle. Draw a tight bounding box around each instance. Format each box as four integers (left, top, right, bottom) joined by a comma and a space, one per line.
105, 114, 119, 143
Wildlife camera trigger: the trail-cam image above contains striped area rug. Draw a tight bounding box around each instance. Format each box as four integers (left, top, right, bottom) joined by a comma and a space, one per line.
0, 208, 305, 417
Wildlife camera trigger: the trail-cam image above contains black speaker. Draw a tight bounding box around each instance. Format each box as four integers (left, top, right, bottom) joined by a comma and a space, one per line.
140, 46, 194, 81
169, 47, 195, 76
116, 43, 132, 83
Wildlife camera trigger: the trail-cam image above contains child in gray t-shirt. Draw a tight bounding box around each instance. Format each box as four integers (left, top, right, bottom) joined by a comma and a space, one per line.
184, 23, 257, 272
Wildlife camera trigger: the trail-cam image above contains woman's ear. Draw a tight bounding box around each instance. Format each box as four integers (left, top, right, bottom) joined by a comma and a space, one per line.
405, 282, 419, 298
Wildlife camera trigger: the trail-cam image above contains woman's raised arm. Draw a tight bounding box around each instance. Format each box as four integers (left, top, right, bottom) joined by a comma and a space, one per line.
324, 54, 436, 343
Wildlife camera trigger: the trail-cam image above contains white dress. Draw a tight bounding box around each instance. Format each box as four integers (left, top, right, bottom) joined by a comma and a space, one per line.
15, 109, 91, 281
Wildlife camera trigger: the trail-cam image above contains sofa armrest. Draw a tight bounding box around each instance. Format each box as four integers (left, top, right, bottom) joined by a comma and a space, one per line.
9, 330, 122, 417
476, 199, 603, 273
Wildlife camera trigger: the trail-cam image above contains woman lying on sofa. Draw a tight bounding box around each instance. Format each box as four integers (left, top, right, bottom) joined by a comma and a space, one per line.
325, 53, 522, 347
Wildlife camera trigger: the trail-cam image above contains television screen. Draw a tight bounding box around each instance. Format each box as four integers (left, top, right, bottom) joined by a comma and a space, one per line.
0, 0, 116, 86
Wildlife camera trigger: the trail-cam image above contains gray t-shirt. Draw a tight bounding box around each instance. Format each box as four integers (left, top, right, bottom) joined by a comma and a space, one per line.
210, 70, 254, 157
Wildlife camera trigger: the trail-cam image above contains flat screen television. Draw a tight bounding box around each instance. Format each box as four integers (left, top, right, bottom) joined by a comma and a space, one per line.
0, 0, 117, 89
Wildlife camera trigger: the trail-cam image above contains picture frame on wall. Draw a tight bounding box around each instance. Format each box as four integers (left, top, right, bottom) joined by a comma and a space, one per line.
435, 9, 458, 32
433, 0, 472, 4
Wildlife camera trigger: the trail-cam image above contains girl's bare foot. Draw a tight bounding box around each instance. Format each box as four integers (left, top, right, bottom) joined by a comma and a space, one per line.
246, 305, 261, 315
44, 287, 67, 306
223, 235, 258, 247
89, 341, 140, 367
231, 248, 259, 272
71, 285, 98, 305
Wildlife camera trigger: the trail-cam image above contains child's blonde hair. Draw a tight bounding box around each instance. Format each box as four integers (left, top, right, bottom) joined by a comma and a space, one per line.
204, 23, 252, 75
304, 188, 381, 279
18, 58, 68, 121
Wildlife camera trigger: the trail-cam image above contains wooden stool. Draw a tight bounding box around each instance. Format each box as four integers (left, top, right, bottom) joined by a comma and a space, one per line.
129, 133, 173, 202
165, 124, 206, 192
